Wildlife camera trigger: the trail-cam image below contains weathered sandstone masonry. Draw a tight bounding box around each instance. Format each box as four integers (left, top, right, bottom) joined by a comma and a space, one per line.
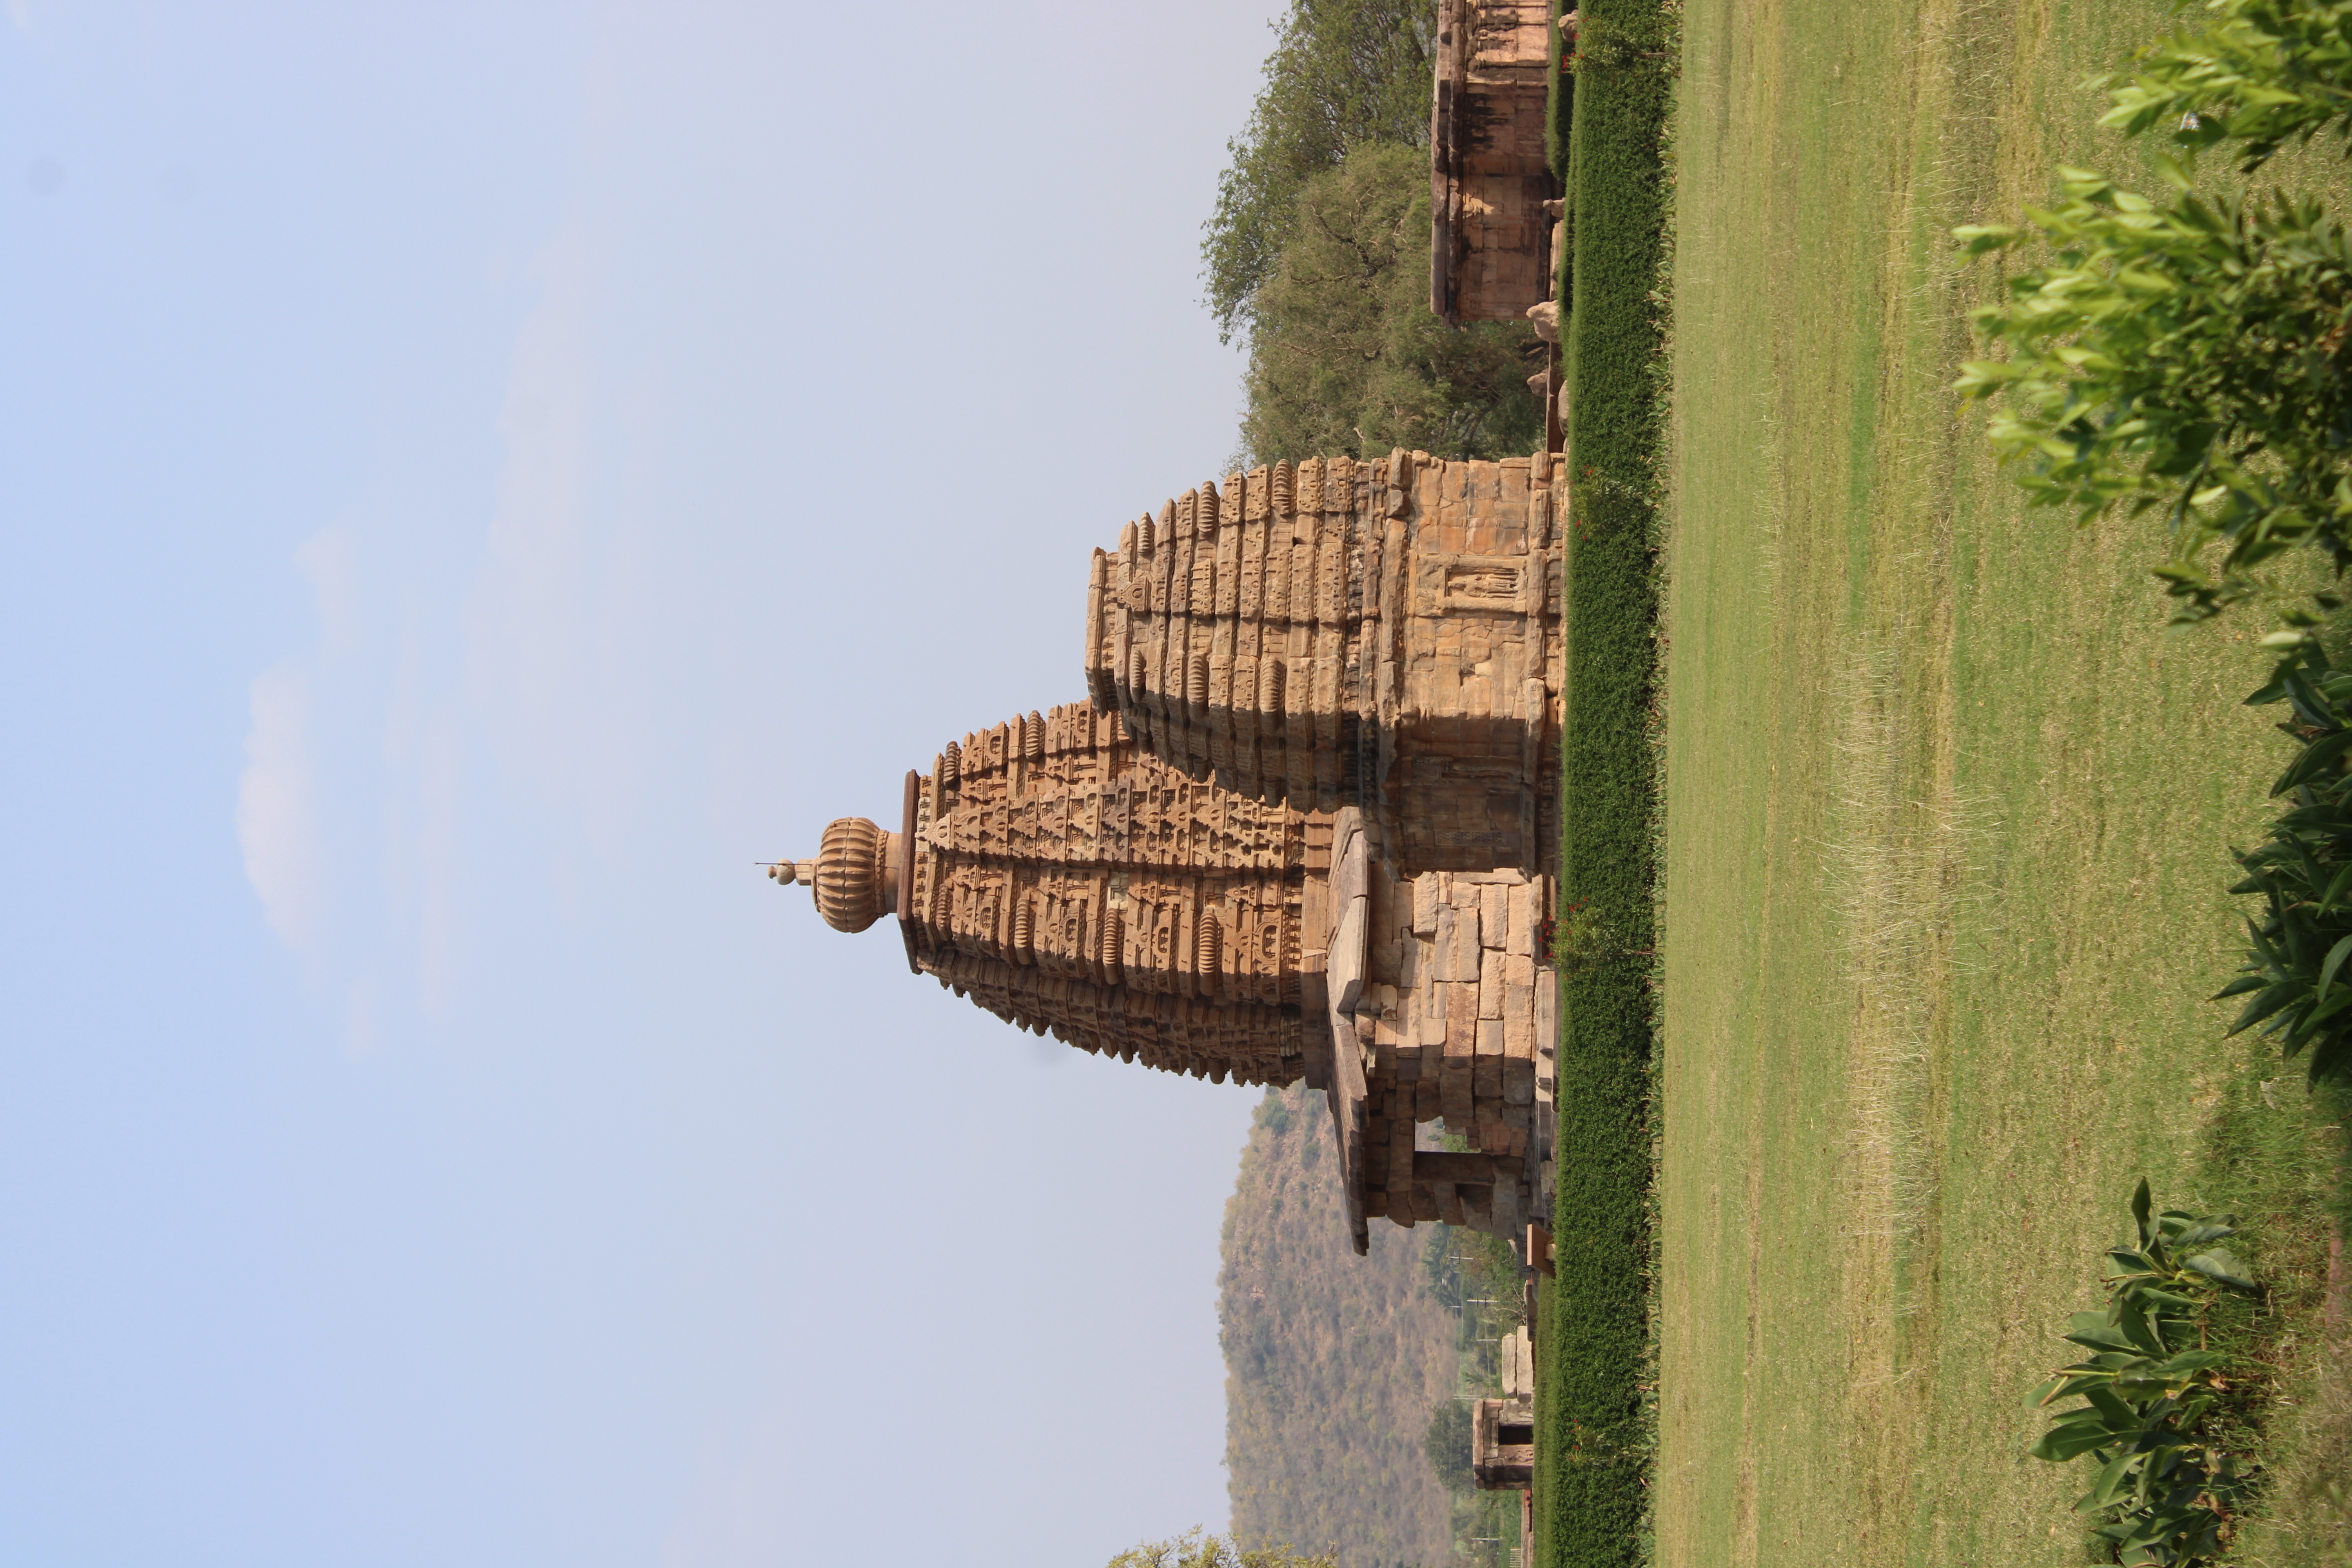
1472, 1328, 1538, 1490
1083, 449, 1563, 880
774, 450, 1567, 1255
906, 701, 1321, 1089
1430, 0, 1557, 327
1322, 810, 1554, 1249
1472, 1395, 1537, 1490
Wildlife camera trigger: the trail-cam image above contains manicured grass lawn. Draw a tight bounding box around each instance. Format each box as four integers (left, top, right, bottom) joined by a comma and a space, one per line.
1660, 0, 2352, 1563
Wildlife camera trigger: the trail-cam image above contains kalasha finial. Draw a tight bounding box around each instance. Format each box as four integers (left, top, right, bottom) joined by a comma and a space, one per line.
810, 817, 891, 932
764, 818, 898, 933
760, 819, 897, 932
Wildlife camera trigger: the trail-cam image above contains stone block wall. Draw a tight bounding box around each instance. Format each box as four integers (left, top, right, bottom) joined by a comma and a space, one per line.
1471, 1395, 1537, 1490
1354, 866, 1552, 1239
1305, 811, 1553, 1254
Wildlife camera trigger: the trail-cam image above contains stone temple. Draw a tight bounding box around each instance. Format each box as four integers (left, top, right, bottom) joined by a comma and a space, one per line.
771, 450, 1566, 1253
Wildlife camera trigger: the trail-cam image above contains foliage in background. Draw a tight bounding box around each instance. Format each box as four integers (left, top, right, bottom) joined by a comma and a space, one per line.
1105, 1528, 1339, 1568
1421, 1398, 1473, 1492
1417, 1217, 1532, 1568
1205, 0, 1540, 467
1958, 0, 2352, 625
1219, 1085, 1460, 1568
2215, 641, 2352, 1085
2025, 1181, 2262, 1566
1202, 0, 1441, 347
1422, 1212, 1528, 1326
1238, 145, 1546, 466
1536, 0, 1675, 1566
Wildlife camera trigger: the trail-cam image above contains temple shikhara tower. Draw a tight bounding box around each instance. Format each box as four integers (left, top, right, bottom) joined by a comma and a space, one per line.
770, 450, 1566, 1254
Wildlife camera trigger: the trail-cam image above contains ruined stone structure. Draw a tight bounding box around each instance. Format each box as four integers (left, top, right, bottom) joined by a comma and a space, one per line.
1472, 1394, 1537, 1490
1323, 811, 1554, 1246
771, 450, 1568, 1256
1466, 1326, 1539, 1490
1430, 0, 1557, 326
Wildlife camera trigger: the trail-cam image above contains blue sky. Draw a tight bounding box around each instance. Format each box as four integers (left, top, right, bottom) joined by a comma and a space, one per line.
0, 3, 1297, 1563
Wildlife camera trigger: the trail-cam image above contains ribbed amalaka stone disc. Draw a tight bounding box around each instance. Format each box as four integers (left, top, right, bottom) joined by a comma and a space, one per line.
813, 816, 888, 933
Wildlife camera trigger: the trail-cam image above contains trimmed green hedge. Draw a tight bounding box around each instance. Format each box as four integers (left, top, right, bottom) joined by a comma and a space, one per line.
1534, 1, 1672, 1566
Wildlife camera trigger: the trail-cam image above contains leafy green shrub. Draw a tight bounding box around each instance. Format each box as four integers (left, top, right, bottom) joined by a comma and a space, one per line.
2097, 0, 2352, 175
2026, 1180, 2262, 1566
1958, 174, 2352, 624
1105, 1529, 1337, 1568
1239, 143, 1544, 465
2216, 642, 2352, 1085
1423, 1398, 1474, 1492
1201, 0, 1439, 348
1956, 0, 2352, 624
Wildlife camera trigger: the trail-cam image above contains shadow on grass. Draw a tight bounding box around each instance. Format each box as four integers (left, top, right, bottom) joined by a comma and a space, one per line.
2186, 622, 2352, 1565
2193, 1006, 2352, 1564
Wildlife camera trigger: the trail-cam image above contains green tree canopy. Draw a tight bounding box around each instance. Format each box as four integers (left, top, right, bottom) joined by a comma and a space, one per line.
1238, 144, 1544, 467
1421, 1398, 1473, 1493
1960, 173, 2352, 623
1202, 0, 1441, 346
1106, 1528, 1339, 1568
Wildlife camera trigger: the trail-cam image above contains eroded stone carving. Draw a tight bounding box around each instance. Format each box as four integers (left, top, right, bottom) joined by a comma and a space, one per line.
1083, 449, 1563, 879
787, 702, 1327, 1091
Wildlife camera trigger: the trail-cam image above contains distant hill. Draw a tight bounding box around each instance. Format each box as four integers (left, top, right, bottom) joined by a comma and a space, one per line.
1220, 1085, 1457, 1568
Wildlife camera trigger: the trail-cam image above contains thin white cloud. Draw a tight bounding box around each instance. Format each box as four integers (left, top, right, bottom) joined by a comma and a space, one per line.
236, 525, 358, 962
411, 709, 462, 1020
477, 243, 592, 725
236, 661, 321, 953
233, 229, 621, 1007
